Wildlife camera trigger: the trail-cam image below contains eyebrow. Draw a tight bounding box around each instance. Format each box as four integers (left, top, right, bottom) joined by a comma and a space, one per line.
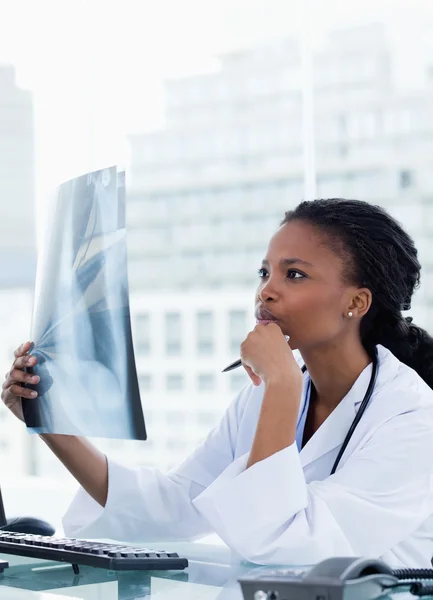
262, 258, 314, 268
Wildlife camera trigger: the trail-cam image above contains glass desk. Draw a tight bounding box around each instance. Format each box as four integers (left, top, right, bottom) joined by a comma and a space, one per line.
0, 541, 402, 600
0, 541, 263, 600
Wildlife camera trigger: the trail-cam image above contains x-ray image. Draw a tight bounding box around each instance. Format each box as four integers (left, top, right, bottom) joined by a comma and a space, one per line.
23, 166, 146, 440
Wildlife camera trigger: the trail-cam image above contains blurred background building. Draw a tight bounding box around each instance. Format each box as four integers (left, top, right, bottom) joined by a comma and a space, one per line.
1, 7, 433, 529
0, 64, 35, 480
0, 64, 35, 286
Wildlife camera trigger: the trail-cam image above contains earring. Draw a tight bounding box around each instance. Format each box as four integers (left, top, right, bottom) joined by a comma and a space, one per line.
348, 311, 353, 317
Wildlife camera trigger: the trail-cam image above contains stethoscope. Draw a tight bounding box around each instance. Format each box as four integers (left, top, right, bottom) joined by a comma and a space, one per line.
301, 347, 379, 475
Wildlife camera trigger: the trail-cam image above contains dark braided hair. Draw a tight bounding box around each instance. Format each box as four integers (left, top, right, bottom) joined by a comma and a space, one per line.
281, 198, 433, 389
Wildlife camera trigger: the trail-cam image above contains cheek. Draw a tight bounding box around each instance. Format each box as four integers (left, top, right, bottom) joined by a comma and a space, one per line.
286, 285, 342, 313
284, 286, 345, 337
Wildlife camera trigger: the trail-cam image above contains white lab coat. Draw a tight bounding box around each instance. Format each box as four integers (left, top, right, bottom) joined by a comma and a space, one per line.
63, 345, 433, 567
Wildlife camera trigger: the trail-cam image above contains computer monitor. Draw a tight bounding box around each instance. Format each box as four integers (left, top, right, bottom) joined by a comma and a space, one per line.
0, 485, 55, 535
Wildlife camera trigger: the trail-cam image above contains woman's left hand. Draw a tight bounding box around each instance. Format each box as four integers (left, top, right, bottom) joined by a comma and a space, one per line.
240, 323, 302, 387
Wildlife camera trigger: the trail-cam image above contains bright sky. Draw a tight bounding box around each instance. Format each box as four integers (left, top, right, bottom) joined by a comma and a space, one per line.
1, 0, 433, 234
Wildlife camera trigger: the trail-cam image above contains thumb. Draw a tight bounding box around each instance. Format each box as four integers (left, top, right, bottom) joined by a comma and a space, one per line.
243, 364, 262, 386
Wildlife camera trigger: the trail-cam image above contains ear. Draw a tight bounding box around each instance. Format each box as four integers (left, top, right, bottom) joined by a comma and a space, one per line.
347, 288, 372, 318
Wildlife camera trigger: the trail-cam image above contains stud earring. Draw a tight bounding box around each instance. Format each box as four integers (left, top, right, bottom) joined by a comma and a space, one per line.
348, 311, 353, 317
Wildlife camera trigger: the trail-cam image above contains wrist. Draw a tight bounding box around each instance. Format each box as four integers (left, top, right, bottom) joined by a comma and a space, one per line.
263, 371, 302, 391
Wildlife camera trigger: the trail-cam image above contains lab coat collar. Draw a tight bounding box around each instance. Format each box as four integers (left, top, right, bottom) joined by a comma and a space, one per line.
298, 344, 398, 468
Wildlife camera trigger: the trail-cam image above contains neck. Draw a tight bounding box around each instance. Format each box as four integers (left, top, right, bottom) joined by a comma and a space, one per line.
300, 338, 372, 410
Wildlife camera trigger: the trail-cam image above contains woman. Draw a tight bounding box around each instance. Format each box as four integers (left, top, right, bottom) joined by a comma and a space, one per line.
3, 198, 433, 568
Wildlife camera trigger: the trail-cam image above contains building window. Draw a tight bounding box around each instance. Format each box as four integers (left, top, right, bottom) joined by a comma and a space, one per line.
228, 309, 247, 354
135, 313, 151, 355
197, 373, 216, 392
400, 169, 414, 189
138, 374, 152, 391
230, 372, 248, 392
166, 373, 184, 391
196, 311, 214, 355
165, 312, 182, 356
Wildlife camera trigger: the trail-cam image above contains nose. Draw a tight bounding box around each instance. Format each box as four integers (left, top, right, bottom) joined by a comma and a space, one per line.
258, 278, 279, 303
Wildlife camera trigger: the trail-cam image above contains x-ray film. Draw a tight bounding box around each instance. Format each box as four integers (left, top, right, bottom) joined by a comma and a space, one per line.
23, 166, 146, 440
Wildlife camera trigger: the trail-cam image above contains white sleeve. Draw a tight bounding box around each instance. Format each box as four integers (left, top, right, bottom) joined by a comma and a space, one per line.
193, 408, 433, 565
62, 384, 253, 542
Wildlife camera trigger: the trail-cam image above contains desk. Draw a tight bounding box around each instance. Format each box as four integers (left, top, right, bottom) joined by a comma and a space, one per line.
0, 542, 262, 600
0, 542, 401, 600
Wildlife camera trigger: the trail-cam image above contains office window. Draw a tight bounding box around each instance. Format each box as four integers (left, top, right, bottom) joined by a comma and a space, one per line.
197, 373, 216, 392
134, 313, 151, 355
166, 374, 184, 391
138, 374, 152, 392
400, 169, 414, 189
230, 372, 248, 392
165, 312, 182, 356
228, 309, 247, 354
196, 311, 214, 355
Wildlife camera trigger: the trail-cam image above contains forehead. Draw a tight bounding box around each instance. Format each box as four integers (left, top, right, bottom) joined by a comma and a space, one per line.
266, 220, 345, 273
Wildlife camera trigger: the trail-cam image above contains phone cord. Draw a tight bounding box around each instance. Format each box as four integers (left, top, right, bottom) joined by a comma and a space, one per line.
392, 569, 433, 596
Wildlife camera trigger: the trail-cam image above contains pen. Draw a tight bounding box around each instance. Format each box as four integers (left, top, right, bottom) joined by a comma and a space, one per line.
221, 358, 242, 373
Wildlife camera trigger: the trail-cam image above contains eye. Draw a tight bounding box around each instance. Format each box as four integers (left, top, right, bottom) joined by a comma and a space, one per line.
287, 269, 306, 280
257, 267, 268, 279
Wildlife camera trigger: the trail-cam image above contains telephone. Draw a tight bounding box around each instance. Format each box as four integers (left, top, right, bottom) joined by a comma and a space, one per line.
238, 556, 433, 600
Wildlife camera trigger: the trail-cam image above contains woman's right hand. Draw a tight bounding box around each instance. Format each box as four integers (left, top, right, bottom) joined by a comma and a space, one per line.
1, 342, 109, 507
1, 341, 40, 422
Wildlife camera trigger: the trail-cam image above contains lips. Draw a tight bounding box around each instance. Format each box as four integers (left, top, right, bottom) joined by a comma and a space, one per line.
255, 306, 280, 323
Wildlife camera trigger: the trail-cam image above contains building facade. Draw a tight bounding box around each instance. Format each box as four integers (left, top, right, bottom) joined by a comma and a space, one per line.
0, 65, 36, 478
0, 64, 35, 286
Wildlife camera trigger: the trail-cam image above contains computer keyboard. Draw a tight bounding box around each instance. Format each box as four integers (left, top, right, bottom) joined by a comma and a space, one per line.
0, 531, 188, 571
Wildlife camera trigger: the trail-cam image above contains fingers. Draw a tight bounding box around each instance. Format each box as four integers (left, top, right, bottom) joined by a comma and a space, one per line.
2, 368, 39, 397
13, 354, 37, 370
2, 342, 39, 403
243, 364, 262, 387
9, 384, 38, 399
14, 341, 33, 359
253, 322, 281, 333
9, 369, 39, 386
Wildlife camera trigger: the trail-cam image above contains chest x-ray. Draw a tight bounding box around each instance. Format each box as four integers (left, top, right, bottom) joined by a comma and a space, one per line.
23, 166, 146, 440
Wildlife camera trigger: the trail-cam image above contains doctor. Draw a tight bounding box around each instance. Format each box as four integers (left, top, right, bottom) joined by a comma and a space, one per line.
3, 198, 433, 568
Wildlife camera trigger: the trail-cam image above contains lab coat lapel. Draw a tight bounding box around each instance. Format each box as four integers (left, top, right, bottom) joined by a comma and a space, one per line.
299, 363, 374, 469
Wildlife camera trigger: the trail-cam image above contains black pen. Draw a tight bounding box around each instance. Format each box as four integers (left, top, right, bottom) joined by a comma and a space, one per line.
221, 358, 242, 373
